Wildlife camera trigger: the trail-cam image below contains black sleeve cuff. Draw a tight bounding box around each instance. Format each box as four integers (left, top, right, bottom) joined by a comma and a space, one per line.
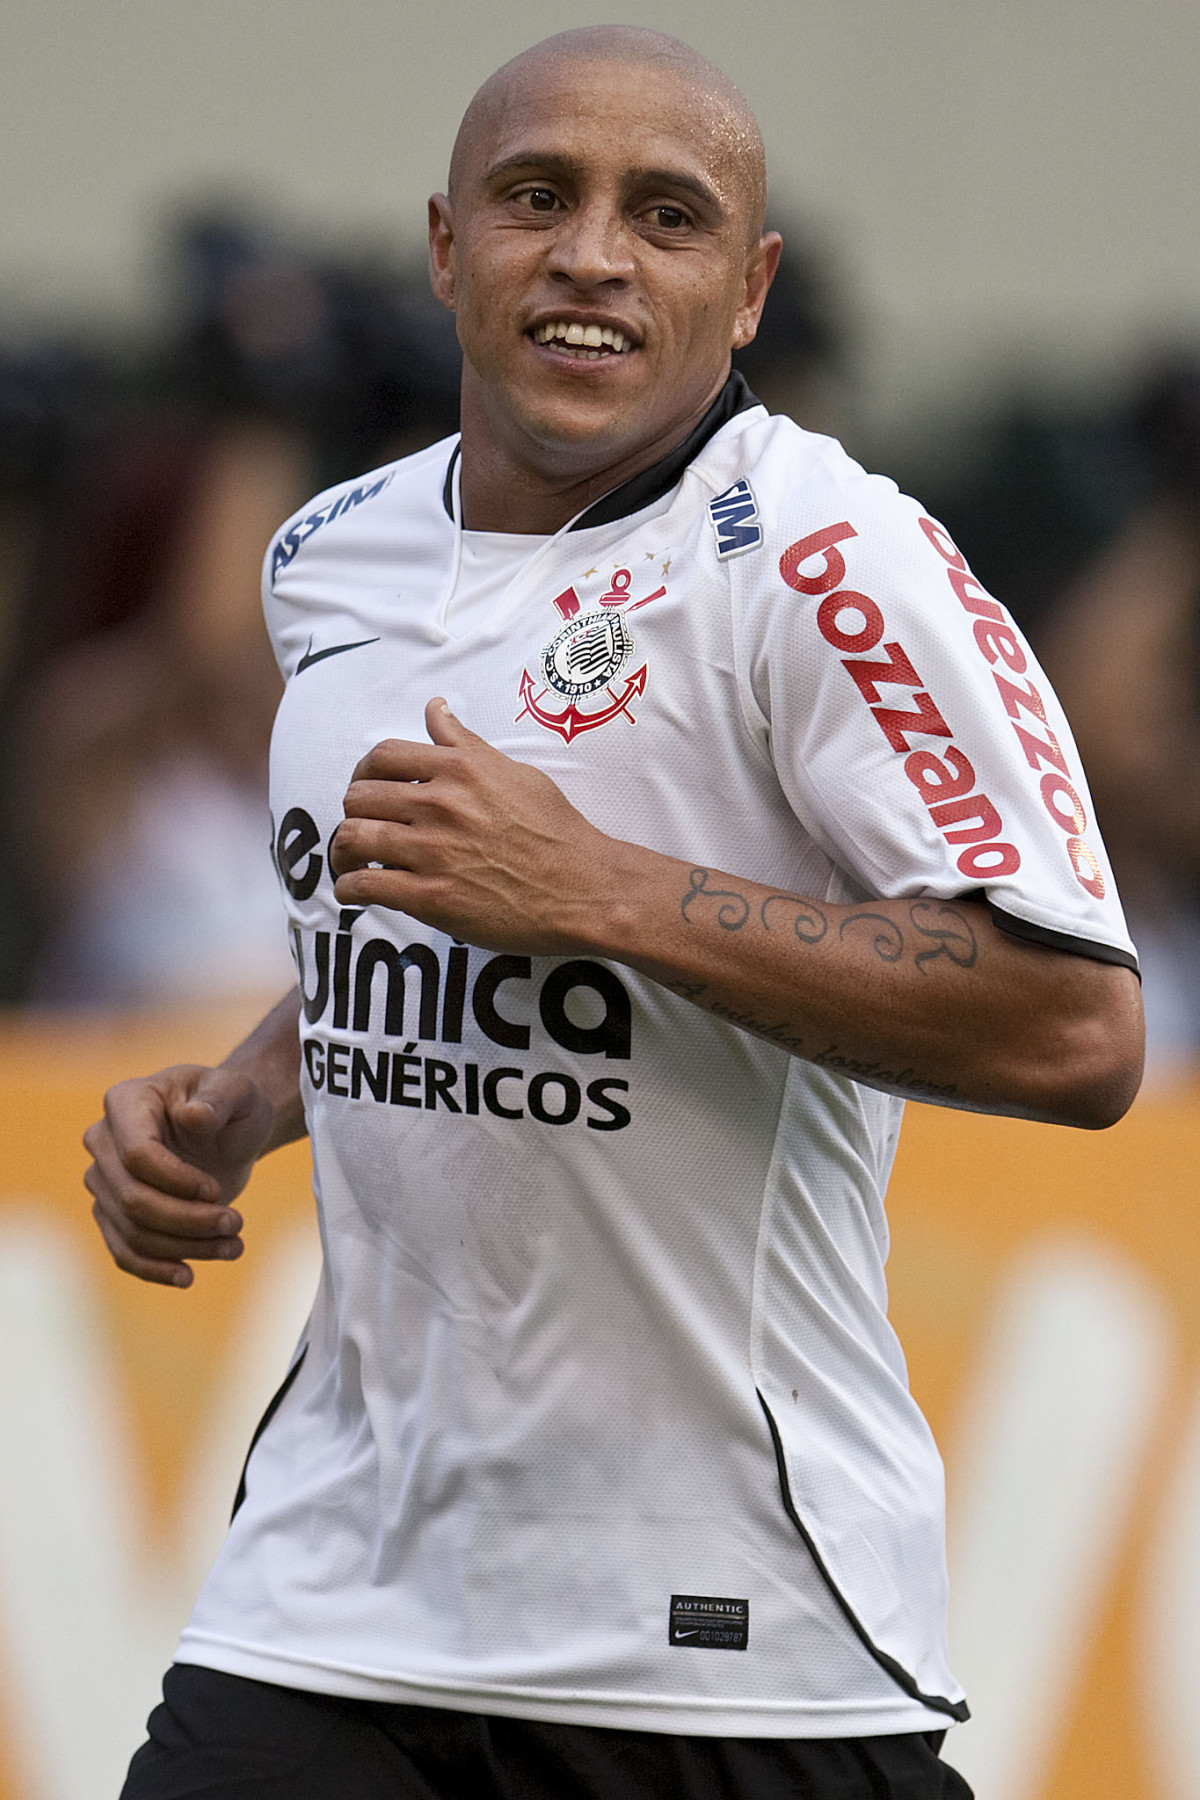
986, 900, 1141, 977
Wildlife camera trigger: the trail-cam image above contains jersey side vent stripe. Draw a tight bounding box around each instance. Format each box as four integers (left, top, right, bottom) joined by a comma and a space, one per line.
757, 1390, 970, 1723
231, 1345, 309, 1522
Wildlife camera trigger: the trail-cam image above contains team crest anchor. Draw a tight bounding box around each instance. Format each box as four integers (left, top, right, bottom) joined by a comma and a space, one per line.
518, 590, 656, 740
517, 663, 649, 742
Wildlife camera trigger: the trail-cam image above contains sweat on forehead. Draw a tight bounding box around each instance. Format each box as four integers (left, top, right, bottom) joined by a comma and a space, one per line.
448, 26, 767, 239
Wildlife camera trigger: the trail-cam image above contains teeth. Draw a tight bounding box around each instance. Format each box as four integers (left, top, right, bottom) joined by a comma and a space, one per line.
534, 321, 631, 353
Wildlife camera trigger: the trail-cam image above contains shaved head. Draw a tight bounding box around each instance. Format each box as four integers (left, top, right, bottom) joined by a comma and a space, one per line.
449, 27, 768, 245
429, 25, 782, 530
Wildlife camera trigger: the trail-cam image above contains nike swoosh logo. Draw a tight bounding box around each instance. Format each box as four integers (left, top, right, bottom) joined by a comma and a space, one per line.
672, 1629, 701, 1639
296, 635, 380, 674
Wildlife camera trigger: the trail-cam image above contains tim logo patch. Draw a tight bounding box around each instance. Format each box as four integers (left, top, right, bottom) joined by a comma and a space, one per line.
708, 480, 762, 559
668, 1593, 749, 1650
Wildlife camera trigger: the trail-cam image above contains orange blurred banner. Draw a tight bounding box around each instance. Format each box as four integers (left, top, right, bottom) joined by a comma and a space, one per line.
1, 1010, 1197, 1800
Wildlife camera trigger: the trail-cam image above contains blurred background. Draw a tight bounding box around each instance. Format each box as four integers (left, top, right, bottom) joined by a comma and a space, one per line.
1, 2, 1199, 1796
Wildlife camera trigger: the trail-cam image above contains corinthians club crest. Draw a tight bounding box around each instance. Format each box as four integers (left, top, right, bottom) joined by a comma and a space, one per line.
518, 606, 649, 742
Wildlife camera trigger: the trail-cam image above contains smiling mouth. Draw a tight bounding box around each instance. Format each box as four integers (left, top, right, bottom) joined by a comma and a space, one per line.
532, 321, 633, 358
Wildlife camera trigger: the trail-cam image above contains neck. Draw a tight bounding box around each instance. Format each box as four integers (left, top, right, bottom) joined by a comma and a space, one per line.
456, 372, 730, 535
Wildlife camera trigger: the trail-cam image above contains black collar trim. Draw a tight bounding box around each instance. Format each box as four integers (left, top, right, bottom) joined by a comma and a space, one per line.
568, 371, 759, 530
441, 371, 760, 531
442, 443, 460, 520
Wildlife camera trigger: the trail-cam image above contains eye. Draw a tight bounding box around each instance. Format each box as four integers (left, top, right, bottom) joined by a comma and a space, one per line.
524, 187, 559, 213
647, 205, 689, 231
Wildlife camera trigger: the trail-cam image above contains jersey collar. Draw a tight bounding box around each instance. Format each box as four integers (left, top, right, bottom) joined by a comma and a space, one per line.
441, 372, 761, 532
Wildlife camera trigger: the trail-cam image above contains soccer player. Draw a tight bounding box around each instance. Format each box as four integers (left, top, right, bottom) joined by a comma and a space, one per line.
85, 27, 1143, 1799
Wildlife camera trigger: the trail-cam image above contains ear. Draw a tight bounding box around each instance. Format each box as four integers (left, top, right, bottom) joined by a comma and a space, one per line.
731, 231, 783, 352
428, 193, 457, 312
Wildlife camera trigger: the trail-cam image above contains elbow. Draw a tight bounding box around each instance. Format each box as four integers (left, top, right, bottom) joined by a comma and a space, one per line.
1037, 967, 1145, 1130
1063, 1046, 1144, 1132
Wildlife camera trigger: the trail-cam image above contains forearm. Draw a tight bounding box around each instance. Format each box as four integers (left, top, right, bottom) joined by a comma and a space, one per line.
219, 987, 307, 1154
330, 705, 1143, 1130
585, 844, 1143, 1128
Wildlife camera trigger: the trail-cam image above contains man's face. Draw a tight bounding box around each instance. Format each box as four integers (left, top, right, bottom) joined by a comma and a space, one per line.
429, 55, 779, 481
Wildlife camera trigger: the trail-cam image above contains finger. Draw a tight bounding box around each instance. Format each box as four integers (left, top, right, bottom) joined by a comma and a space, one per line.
169, 1063, 270, 1135
351, 737, 443, 784
98, 1209, 243, 1267
86, 1110, 221, 1205
332, 864, 435, 915
170, 1066, 273, 1153
84, 1160, 243, 1243
86, 1108, 223, 1209
329, 817, 423, 879
425, 697, 485, 749
341, 778, 424, 826
91, 1201, 196, 1289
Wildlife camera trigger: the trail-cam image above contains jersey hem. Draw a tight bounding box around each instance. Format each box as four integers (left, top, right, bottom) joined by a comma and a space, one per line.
174, 1637, 956, 1740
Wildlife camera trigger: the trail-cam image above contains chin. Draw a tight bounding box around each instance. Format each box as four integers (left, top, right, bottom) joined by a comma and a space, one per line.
518, 394, 645, 459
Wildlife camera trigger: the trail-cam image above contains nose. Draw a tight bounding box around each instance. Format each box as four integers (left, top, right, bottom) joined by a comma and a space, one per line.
547, 199, 635, 289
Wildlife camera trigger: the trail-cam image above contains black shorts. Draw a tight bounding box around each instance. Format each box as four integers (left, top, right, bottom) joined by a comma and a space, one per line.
122, 1664, 974, 1800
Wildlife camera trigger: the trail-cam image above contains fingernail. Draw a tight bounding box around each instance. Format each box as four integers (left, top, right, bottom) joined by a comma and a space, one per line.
173, 1268, 192, 1288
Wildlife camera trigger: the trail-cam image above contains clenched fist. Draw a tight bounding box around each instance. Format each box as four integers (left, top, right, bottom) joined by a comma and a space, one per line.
84, 1064, 274, 1286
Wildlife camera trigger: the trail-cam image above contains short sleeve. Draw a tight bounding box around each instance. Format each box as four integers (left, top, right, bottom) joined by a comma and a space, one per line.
729, 426, 1137, 970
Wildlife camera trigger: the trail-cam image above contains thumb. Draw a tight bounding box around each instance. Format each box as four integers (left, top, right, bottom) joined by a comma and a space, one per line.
425, 695, 484, 749
172, 1066, 262, 1138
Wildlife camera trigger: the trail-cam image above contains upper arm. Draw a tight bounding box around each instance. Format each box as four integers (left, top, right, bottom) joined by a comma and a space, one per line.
735, 454, 1139, 979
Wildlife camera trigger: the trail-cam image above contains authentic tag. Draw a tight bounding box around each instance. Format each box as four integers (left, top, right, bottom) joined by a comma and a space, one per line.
668, 1593, 749, 1650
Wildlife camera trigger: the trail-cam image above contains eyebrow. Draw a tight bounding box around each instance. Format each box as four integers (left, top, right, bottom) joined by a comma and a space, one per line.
482, 152, 725, 218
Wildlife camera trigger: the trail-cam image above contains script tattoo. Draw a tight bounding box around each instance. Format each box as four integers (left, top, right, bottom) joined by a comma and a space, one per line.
708, 1004, 806, 1054
812, 1046, 960, 1101
909, 901, 977, 972
681, 867, 750, 931
839, 911, 905, 963
760, 893, 829, 944
663, 976, 709, 1002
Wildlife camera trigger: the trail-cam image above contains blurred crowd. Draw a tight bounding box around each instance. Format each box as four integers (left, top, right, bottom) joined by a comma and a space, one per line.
0, 210, 464, 1012
916, 359, 1200, 1079
0, 205, 1197, 1080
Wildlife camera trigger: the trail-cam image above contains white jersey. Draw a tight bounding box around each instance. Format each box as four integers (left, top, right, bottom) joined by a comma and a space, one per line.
178, 381, 1136, 1738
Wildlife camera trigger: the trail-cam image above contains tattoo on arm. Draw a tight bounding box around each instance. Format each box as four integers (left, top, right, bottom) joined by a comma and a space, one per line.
658, 974, 806, 1050
679, 874, 978, 977
760, 893, 829, 943
839, 900, 977, 971
812, 1045, 960, 1101
707, 1004, 806, 1054
681, 868, 750, 931
909, 900, 977, 970
839, 911, 905, 962
666, 877, 982, 1093
662, 976, 709, 1002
